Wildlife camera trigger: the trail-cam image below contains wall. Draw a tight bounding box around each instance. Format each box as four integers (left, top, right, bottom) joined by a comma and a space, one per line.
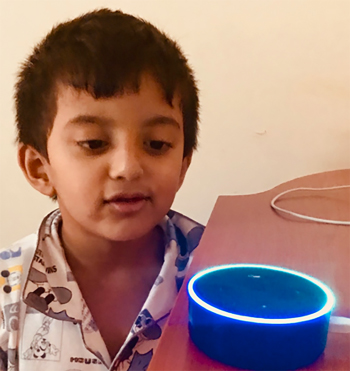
0, 0, 349, 246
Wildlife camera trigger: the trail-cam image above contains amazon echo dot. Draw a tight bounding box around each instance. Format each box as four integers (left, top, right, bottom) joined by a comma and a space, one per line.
188, 264, 335, 370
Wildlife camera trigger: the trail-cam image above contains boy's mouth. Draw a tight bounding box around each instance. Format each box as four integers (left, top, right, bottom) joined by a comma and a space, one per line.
114, 197, 147, 203
105, 193, 150, 213
106, 193, 150, 203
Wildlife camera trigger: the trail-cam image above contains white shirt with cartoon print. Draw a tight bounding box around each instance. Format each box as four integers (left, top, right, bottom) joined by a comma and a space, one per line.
0, 209, 204, 371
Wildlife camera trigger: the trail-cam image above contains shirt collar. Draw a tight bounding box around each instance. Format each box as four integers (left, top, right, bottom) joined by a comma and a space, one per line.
22, 208, 204, 368
22, 208, 204, 322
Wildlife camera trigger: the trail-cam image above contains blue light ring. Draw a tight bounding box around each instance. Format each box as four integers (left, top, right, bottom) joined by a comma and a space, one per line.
188, 264, 336, 325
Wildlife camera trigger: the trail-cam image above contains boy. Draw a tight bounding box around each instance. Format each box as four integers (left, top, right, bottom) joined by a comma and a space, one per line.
0, 9, 204, 371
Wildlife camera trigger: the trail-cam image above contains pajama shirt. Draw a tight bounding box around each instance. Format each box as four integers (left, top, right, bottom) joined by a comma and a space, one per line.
0, 209, 204, 371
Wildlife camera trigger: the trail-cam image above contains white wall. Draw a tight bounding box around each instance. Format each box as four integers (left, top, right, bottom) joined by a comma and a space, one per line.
0, 0, 349, 246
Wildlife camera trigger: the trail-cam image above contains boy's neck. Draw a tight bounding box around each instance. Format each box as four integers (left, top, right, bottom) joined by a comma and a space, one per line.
59, 221, 165, 276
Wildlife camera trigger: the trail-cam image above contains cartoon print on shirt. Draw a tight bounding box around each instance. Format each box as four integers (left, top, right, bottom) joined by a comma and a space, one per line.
173, 224, 204, 291
116, 336, 139, 364
132, 309, 162, 341
153, 275, 164, 287
23, 317, 60, 360
0, 266, 22, 293
27, 267, 47, 283
24, 287, 75, 322
167, 212, 204, 254
0, 247, 22, 261
26, 267, 72, 304
127, 350, 153, 371
116, 310, 161, 368
3, 303, 20, 332
46, 308, 76, 322
69, 356, 103, 365
25, 287, 55, 312
23, 267, 74, 321
187, 225, 205, 253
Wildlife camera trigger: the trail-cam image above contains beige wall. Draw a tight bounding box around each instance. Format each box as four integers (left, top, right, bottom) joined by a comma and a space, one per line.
0, 0, 349, 246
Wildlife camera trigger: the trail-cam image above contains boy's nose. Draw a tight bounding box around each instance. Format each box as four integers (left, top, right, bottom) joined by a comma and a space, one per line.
108, 146, 144, 181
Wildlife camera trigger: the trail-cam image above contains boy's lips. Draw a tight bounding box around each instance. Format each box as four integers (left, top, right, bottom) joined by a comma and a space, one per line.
105, 193, 150, 214
106, 192, 150, 203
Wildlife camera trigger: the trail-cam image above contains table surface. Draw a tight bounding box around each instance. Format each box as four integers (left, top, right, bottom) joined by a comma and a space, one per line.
148, 169, 350, 371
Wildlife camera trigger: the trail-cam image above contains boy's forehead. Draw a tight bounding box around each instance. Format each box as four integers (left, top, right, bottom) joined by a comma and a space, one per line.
53, 75, 183, 129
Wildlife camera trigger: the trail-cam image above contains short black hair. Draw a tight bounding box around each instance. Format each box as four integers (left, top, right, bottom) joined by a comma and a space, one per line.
15, 8, 200, 159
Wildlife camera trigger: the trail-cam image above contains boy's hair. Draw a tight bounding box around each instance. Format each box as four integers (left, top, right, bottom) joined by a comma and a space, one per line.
14, 8, 199, 159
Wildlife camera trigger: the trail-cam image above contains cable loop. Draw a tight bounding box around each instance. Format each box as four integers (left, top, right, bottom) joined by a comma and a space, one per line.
270, 185, 350, 226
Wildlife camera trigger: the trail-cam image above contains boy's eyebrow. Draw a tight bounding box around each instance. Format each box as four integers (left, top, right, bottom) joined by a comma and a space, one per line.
66, 114, 181, 129
66, 115, 113, 126
142, 115, 181, 130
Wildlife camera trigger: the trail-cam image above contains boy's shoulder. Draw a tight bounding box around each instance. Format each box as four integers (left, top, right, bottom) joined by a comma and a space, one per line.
168, 209, 205, 229
0, 233, 38, 254
0, 234, 38, 305
0, 233, 38, 270
166, 209, 205, 256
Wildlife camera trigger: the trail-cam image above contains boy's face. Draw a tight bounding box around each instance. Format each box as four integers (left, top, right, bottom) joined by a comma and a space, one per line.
41, 74, 191, 242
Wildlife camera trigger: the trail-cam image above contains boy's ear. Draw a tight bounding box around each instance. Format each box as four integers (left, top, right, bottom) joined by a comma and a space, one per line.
17, 144, 56, 198
177, 152, 192, 191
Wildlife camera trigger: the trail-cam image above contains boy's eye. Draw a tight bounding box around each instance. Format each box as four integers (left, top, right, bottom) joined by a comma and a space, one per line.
78, 140, 108, 151
146, 140, 172, 153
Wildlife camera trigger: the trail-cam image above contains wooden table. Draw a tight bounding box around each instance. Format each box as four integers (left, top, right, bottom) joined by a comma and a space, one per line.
149, 169, 350, 371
